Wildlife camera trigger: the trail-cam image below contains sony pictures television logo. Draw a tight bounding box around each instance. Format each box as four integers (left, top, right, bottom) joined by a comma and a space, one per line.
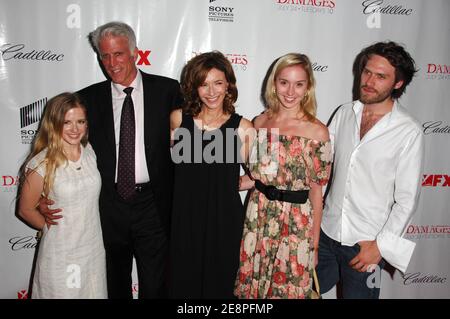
209, 0, 235, 23
19, 97, 46, 144
276, 0, 336, 15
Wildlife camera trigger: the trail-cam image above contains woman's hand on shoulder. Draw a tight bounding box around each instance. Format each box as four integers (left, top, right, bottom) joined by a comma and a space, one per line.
238, 117, 256, 146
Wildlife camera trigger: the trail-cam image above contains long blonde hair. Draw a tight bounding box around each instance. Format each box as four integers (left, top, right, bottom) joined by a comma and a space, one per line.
264, 53, 317, 121
20, 92, 88, 197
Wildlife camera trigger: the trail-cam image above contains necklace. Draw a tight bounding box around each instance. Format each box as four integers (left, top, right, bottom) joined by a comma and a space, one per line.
201, 111, 223, 130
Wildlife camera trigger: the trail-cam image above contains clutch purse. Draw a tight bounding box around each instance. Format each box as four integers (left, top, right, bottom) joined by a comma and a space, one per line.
311, 268, 321, 299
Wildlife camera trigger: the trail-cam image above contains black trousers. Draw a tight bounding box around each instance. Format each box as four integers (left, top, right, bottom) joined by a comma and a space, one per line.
101, 186, 169, 299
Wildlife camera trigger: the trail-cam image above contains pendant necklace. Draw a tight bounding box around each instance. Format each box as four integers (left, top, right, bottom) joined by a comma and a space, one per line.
202, 111, 222, 130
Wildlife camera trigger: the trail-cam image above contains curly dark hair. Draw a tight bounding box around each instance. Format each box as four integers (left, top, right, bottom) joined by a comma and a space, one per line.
180, 51, 238, 116
354, 41, 418, 100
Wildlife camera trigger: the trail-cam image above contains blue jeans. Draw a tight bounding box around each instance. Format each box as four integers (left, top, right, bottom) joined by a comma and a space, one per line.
316, 229, 385, 299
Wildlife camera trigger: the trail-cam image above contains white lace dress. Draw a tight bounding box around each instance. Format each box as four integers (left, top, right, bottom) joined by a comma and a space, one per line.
27, 144, 107, 299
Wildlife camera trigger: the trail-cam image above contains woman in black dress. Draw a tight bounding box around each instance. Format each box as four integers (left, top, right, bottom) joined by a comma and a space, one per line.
169, 51, 253, 298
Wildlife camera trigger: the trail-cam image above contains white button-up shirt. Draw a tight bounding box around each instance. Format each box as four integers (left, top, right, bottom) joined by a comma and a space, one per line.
112, 72, 150, 184
322, 100, 425, 273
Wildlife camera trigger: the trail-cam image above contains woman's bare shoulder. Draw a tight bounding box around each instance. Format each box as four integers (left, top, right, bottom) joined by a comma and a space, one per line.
308, 119, 330, 142
239, 117, 254, 130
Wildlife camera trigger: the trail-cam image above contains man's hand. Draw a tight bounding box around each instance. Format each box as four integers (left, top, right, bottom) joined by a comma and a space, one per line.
38, 197, 62, 227
349, 240, 381, 272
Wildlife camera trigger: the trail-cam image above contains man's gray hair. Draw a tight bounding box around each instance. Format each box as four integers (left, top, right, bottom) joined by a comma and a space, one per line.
89, 21, 137, 54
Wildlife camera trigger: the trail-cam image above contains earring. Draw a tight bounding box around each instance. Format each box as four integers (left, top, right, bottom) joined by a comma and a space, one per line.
302, 91, 309, 101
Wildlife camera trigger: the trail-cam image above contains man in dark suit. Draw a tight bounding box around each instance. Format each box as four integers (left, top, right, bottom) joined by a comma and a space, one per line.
42, 21, 181, 298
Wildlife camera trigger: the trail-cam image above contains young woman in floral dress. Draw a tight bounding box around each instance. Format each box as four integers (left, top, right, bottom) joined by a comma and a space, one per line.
235, 53, 332, 299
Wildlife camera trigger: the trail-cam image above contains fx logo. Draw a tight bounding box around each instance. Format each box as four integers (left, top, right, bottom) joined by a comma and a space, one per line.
137, 50, 151, 65
422, 174, 450, 187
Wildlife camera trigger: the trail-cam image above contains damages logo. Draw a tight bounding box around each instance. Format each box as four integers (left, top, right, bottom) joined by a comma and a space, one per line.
191, 51, 249, 72
405, 225, 450, 240
225, 53, 248, 71
1, 175, 19, 193
276, 0, 336, 15
425, 64, 450, 80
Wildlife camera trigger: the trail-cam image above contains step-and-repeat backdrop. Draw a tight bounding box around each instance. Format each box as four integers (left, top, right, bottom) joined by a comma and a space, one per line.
1, 0, 449, 299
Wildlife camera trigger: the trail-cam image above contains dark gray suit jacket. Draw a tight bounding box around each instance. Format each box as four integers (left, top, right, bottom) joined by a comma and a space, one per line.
78, 71, 182, 243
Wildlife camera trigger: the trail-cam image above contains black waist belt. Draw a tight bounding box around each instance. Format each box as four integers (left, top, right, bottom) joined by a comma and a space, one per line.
254, 180, 308, 204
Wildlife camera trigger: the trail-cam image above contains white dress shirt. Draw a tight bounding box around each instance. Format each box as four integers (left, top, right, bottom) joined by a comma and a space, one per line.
111, 72, 150, 184
322, 100, 425, 273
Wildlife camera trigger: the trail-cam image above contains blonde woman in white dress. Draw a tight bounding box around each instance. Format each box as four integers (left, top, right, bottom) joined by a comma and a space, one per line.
18, 92, 107, 298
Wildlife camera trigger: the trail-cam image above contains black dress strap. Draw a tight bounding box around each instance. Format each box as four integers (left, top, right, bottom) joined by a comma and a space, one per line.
223, 112, 242, 130
180, 112, 194, 131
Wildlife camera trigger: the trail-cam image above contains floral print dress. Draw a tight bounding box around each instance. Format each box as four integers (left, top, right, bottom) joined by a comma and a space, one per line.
234, 130, 331, 299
